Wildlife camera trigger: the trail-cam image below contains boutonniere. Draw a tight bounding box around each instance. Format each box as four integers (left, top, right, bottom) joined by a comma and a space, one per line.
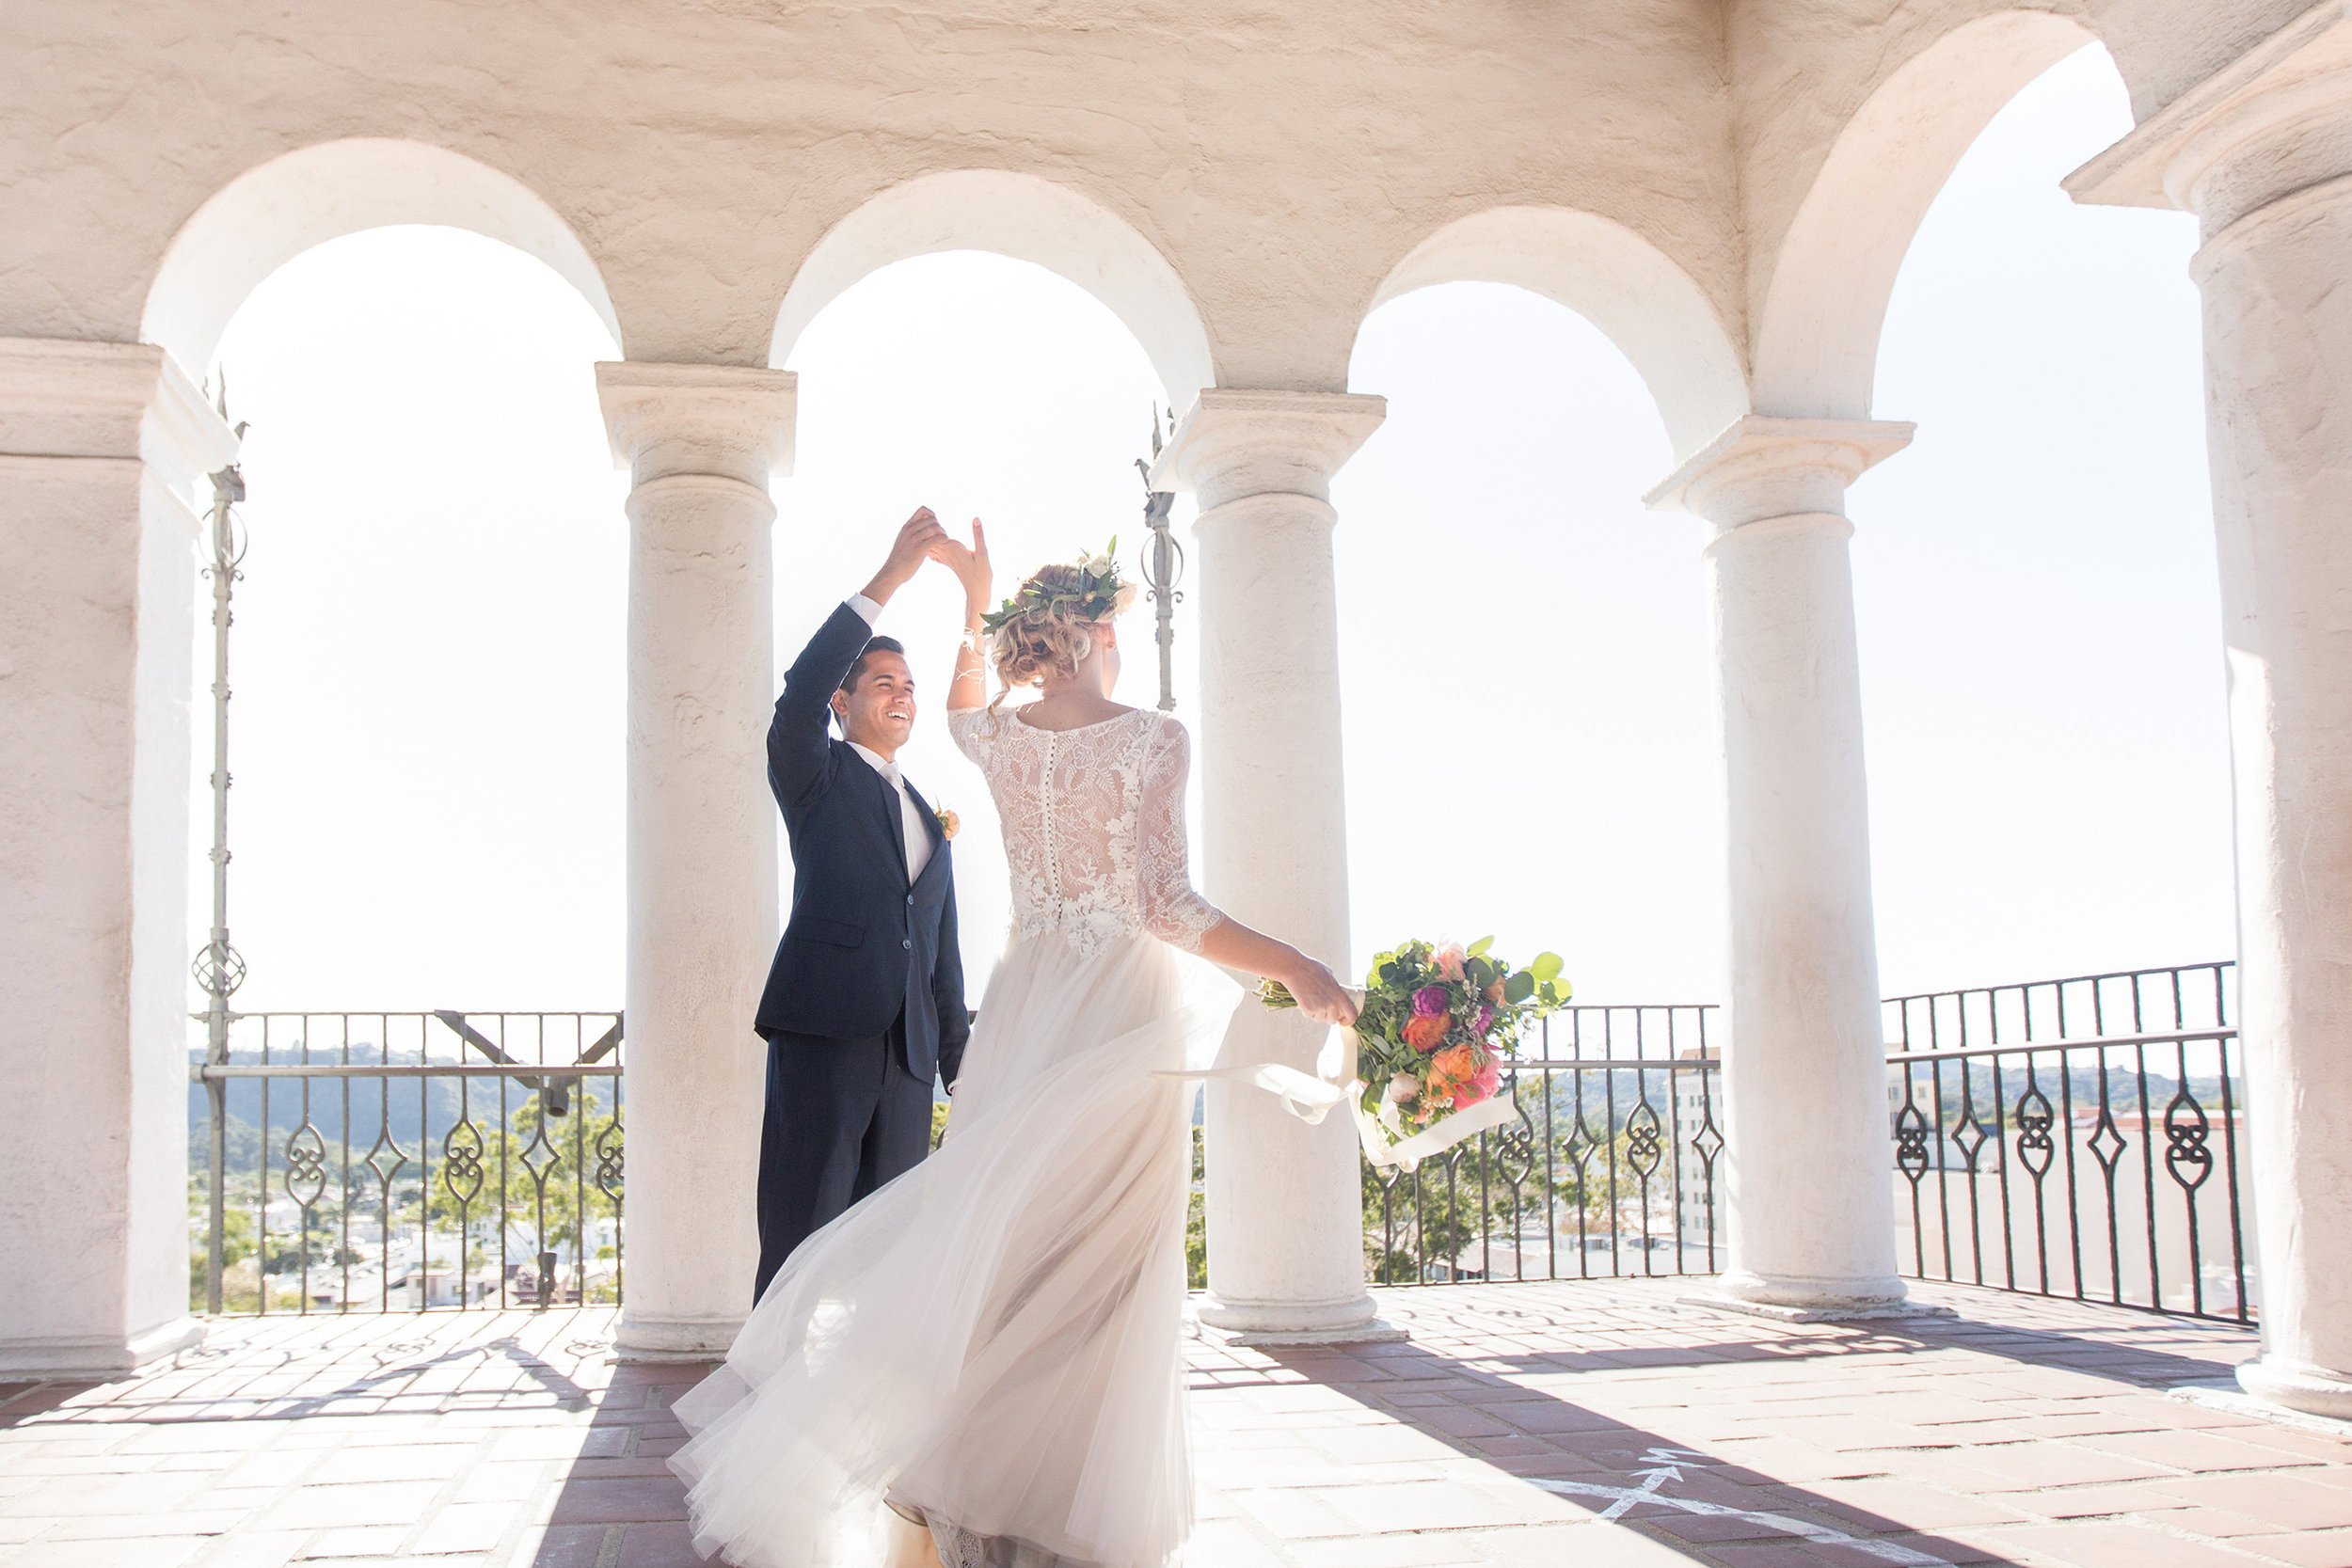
934, 806, 960, 842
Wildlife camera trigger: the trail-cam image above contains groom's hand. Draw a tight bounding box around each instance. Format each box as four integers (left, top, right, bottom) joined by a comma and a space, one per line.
863, 508, 948, 605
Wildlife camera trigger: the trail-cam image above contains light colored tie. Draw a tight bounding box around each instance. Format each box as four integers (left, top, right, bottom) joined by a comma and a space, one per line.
881, 761, 931, 881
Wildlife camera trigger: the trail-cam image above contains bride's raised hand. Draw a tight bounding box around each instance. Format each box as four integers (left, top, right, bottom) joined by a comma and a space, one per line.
1283, 957, 1359, 1027
930, 517, 993, 603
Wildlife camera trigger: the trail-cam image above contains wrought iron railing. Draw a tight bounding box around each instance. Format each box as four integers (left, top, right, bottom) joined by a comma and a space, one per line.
190, 966, 2249, 1323
1886, 962, 2250, 1323
1362, 1005, 1724, 1286
190, 1011, 623, 1316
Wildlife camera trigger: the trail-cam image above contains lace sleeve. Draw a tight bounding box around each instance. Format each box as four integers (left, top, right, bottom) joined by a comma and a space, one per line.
1136, 716, 1222, 952
946, 706, 994, 768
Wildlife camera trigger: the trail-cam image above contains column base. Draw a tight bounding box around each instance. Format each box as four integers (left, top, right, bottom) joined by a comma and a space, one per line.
613, 1311, 742, 1363
1189, 1313, 1408, 1349
2235, 1355, 2352, 1420
1193, 1290, 1397, 1346
0, 1315, 205, 1382
1683, 1271, 1946, 1323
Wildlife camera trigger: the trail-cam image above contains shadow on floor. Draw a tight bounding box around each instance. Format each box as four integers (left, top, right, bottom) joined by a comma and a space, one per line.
1251, 1334, 2026, 1568
532, 1360, 706, 1568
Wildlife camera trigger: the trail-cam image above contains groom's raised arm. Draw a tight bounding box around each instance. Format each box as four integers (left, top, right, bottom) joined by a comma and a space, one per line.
767, 601, 878, 813
768, 509, 947, 813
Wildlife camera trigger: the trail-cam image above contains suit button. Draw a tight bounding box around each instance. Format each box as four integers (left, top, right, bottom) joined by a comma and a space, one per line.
906, 893, 914, 906
901, 938, 913, 950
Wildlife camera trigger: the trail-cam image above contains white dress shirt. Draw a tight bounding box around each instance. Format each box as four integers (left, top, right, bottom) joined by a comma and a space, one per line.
844, 594, 933, 882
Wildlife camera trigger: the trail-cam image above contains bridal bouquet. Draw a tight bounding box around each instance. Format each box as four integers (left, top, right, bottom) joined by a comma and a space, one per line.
1261, 937, 1569, 1168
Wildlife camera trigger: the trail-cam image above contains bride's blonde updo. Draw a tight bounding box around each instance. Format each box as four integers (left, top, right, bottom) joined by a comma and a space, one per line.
983, 551, 1136, 710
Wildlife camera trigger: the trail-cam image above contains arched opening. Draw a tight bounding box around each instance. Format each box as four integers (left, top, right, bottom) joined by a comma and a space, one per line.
1846, 44, 2235, 1311
1340, 282, 1718, 1000
771, 170, 1215, 408
772, 249, 1174, 979
146, 144, 628, 1312
144, 138, 621, 381
1752, 10, 2099, 420
1341, 226, 1735, 1280
196, 227, 628, 1007
1369, 208, 1747, 461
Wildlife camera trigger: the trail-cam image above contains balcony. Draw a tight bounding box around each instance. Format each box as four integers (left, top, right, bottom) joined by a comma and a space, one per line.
3, 1279, 2344, 1568
0, 965, 2293, 1565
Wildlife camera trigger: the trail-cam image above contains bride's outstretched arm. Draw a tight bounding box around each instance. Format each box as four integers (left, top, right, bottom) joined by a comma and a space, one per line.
932, 517, 992, 712
1194, 917, 1358, 1027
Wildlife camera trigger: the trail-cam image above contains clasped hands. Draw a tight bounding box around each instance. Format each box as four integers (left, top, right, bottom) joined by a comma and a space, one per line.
872, 507, 992, 603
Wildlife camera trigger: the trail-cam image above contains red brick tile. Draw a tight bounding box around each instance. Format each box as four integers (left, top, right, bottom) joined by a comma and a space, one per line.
2084, 1428, 2324, 1471
521, 1524, 609, 1568
1804, 1476, 2036, 1530
1955, 1442, 2173, 1491
2003, 1482, 2197, 1520
2235, 1527, 2352, 1567
545, 1478, 689, 1527
1998, 1519, 2263, 1568
613, 1520, 706, 1568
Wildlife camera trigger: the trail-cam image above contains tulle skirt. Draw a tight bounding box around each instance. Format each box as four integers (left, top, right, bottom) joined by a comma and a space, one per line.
671, 931, 1242, 1568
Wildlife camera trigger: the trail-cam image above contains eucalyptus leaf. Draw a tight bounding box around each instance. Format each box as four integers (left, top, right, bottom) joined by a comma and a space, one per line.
1530, 951, 1564, 983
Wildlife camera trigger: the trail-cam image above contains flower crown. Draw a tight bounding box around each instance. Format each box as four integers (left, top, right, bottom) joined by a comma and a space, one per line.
978, 540, 1125, 635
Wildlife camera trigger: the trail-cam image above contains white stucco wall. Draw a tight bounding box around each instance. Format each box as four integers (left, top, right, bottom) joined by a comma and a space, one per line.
3, 0, 1741, 397
0, 0, 2319, 1372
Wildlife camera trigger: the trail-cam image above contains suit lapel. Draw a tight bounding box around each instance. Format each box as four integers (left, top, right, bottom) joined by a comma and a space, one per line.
841, 738, 910, 882
904, 777, 948, 889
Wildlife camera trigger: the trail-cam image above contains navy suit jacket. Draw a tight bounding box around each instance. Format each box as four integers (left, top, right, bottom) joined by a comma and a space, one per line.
754, 601, 969, 1088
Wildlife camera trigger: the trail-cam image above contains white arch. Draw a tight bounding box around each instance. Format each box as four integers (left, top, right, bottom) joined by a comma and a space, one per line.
1752, 11, 2100, 419
142, 138, 622, 377
1364, 206, 1750, 460
770, 169, 1216, 407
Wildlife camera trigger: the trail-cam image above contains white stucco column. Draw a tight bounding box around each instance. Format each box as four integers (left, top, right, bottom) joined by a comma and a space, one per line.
596, 362, 793, 1358
2070, 4, 2352, 1418
1151, 388, 1387, 1341
1648, 415, 1914, 1315
0, 339, 236, 1375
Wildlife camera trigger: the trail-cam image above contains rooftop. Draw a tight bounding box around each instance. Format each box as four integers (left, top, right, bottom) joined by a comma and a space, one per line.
2, 1281, 2344, 1568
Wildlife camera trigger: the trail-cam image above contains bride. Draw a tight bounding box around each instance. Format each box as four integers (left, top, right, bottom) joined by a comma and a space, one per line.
671, 520, 1359, 1568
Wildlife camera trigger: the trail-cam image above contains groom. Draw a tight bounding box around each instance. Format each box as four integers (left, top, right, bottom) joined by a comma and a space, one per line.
751, 508, 970, 1299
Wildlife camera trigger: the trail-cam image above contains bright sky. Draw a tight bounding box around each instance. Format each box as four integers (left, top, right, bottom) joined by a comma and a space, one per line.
199, 45, 2230, 1017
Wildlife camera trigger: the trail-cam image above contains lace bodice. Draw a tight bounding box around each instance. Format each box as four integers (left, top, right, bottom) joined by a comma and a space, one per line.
947, 705, 1222, 958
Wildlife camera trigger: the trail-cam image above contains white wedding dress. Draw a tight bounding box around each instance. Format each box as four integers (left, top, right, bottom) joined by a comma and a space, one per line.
672, 705, 1238, 1568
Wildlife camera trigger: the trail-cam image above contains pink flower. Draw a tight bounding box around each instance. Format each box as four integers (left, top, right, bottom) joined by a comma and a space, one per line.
1411, 985, 1450, 1018
1433, 944, 1467, 980
1449, 1059, 1503, 1110
1470, 1004, 1494, 1037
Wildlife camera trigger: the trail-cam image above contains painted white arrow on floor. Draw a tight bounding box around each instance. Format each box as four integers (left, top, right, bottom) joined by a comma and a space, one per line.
1531, 1449, 1957, 1568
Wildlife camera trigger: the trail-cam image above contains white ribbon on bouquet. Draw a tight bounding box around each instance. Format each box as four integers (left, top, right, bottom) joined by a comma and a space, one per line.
1160, 990, 1523, 1173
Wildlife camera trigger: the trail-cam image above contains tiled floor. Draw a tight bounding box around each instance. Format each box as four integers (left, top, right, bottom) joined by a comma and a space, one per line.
2, 1280, 2347, 1568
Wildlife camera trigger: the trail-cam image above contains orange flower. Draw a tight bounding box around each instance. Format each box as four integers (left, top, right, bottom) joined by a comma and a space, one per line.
1402, 1012, 1449, 1053
1431, 1043, 1480, 1083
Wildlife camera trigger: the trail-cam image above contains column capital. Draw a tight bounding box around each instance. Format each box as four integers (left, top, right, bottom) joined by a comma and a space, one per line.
2067, 1, 2352, 234
1147, 388, 1386, 513
1644, 415, 1913, 529
0, 338, 239, 491
595, 361, 797, 489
